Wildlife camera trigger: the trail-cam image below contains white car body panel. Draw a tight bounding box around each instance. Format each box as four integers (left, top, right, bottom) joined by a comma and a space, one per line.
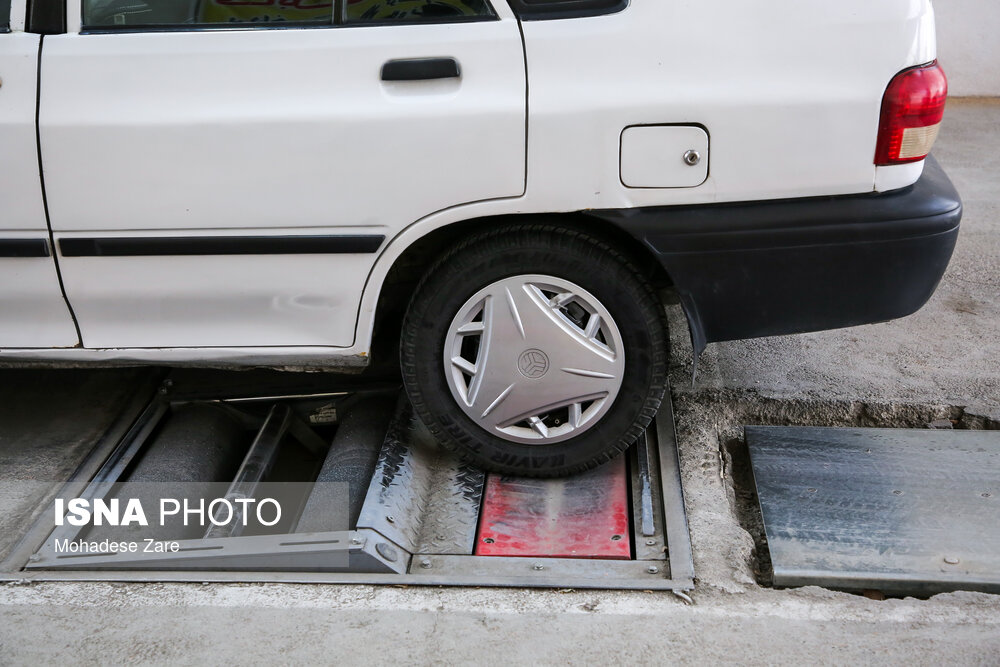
40, 23, 526, 234
875, 161, 928, 193
6, 0, 24, 32
0, 31, 79, 348
0, 33, 45, 237
0, 232, 79, 348
37, 12, 526, 348
515, 0, 937, 212
52, 228, 385, 348
0, 0, 943, 365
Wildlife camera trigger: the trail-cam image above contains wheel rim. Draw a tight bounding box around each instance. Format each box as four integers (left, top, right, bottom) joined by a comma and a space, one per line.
443, 274, 625, 445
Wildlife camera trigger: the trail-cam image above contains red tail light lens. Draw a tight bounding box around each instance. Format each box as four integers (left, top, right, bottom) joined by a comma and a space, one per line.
875, 61, 948, 166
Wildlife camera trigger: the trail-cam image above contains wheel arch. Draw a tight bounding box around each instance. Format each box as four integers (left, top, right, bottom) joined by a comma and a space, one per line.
363, 212, 675, 368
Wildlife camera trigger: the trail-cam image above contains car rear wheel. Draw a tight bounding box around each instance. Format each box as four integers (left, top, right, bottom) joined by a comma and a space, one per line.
401, 225, 668, 477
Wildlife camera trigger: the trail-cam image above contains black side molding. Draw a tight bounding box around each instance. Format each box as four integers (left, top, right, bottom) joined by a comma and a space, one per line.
0, 238, 50, 257
59, 235, 385, 257
381, 58, 460, 82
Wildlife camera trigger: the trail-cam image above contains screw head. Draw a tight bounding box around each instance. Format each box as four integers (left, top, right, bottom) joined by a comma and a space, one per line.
611, 534, 623, 541
944, 556, 960, 565
645, 539, 657, 546
420, 559, 432, 569
532, 564, 544, 571
386, 515, 395, 524
647, 566, 659, 574
683, 149, 701, 166
482, 537, 495, 544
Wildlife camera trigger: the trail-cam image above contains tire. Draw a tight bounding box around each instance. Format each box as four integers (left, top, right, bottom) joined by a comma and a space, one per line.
400, 224, 668, 477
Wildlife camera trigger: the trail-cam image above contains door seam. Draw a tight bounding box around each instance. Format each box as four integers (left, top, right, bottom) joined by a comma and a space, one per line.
35, 34, 83, 347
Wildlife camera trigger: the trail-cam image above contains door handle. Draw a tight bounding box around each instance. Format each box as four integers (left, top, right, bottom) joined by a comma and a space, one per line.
381, 58, 461, 82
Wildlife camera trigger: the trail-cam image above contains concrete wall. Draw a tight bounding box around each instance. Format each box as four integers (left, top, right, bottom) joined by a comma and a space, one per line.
935, 0, 1000, 96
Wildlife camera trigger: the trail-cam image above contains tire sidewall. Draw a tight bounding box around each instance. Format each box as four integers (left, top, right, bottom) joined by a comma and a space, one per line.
402, 230, 665, 475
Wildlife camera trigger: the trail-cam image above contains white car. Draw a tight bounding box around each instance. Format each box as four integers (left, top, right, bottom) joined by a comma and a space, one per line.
0, 0, 961, 475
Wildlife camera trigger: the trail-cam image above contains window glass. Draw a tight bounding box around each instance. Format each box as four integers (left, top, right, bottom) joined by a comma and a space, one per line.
83, 0, 335, 29
343, 0, 494, 24
1, 1, 10, 30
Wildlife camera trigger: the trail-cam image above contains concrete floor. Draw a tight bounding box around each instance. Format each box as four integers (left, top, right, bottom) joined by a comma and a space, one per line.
0, 369, 149, 561
1, 101, 999, 665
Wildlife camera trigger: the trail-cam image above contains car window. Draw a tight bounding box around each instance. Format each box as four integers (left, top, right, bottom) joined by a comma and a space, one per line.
343, 0, 494, 24
81, 0, 494, 29
82, 0, 335, 29
1, 1, 10, 31
507, 0, 626, 20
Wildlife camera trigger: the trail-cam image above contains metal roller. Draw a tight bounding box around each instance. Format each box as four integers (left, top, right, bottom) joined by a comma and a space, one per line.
86, 404, 249, 542
295, 392, 398, 532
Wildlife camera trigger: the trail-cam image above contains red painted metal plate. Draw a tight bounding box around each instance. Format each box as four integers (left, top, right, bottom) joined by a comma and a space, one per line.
475, 457, 631, 559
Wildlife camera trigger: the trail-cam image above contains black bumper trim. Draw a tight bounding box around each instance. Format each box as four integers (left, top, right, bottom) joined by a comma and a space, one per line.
586, 156, 962, 353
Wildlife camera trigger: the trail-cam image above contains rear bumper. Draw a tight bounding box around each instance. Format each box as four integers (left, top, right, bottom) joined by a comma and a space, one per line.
587, 156, 962, 353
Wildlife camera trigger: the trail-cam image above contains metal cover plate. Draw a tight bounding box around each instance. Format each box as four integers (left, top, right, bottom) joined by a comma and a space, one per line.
746, 426, 1000, 595
356, 405, 485, 556
475, 457, 631, 560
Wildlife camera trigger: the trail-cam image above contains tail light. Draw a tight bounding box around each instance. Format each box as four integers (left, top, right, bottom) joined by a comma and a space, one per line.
875, 61, 948, 166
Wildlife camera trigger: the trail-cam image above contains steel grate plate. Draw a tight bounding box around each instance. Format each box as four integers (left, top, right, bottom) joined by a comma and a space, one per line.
746, 426, 1000, 596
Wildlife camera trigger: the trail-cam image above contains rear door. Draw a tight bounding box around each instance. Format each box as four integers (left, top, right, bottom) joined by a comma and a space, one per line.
0, 1, 80, 348
39, 0, 525, 349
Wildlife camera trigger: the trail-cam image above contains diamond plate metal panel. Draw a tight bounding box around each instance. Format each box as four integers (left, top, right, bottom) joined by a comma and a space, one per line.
356, 403, 485, 556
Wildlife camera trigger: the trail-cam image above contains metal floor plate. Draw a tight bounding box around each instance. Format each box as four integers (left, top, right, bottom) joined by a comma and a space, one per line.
746, 426, 1000, 596
475, 458, 632, 560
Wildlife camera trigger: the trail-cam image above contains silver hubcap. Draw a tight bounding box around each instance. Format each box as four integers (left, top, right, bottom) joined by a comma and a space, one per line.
443, 274, 625, 445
